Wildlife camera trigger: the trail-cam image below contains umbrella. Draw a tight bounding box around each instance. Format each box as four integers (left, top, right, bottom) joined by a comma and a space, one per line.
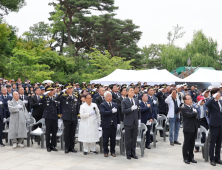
42, 80, 54, 84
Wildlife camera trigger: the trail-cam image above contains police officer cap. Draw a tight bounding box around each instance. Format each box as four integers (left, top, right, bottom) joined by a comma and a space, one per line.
45, 85, 54, 91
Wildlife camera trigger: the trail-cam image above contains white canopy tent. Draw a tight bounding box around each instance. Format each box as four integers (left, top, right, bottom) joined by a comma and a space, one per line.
90, 69, 178, 85
177, 68, 221, 87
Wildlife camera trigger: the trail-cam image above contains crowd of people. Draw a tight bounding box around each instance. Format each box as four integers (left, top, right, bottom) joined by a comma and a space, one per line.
0, 77, 221, 166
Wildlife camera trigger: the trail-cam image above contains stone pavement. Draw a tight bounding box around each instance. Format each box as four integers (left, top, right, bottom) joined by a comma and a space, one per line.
0, 128, 221, 170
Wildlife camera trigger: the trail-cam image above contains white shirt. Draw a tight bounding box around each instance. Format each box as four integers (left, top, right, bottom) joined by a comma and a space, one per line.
129, 97, 135, 105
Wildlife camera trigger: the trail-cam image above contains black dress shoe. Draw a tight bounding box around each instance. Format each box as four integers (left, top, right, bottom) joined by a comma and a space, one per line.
165, 134, 168, 137
146, 146, 151, 149
127, 156, 131, 160
170, 142, 174, 146
51, 146, 58, 151
184, 160, 190, 164
131, 155, 138, 159
47, 148, 51, 152
174, 141, 181, 145
189, 159, 197, 163
69, 149, 77, 153
84, 152, 88, 155
90, 151, 98, 154
65, 149, 69, 154
215, 159, 222, 165
210, 160, 216, 166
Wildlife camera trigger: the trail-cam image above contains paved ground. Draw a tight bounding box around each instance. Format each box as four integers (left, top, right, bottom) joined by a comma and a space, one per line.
0, 128, 221, 170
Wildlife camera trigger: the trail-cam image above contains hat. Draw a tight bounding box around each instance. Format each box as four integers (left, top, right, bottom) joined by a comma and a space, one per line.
0, 78, 3, 81
11, 79, 15, 82
45, 85, 54, 91
220, 85, 222, 88
64, 83, 73, 89
3, 80, 8, 82
80, 83, 87, 90
104, 84, 109, 87
144, 85, 150, 90
176, 85, 181, 88
208, 86, 212, 90
55, 85, 60, 89
40, 86, 45, 90
197, 95, 205, 101
95, 84, 101, 89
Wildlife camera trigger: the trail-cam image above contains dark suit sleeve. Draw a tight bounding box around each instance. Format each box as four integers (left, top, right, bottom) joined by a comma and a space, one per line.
181, 107, 197, 119
99, 103, 112, 117
205, 97, 214, 108
55, 93, 62, 101
121, 100, 132, 114
139, 102, 150, 112
30, 97, 39, 109
95, 96, 100, 108
155, 91, 161, 98
116, 104, 120, 124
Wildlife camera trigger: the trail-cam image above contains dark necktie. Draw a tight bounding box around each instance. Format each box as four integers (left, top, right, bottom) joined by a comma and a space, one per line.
109, 102, 112, 109
131, 99, 134, 106
4, 96, 6, 99
21, 96, 23, 100
151, 96, 153, 101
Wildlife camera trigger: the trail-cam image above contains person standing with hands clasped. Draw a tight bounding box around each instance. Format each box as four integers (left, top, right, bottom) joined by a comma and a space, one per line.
121, 87, 141, 160
99, 91, 120, 157
205, 88, 222, 166
181, 94, 200, 164
78, 94, 101, 155
165, 89, 181, 146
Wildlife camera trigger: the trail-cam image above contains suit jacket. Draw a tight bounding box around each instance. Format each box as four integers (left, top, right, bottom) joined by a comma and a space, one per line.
30, 95, 44, 117
134, 93, 141, 101
139, 101, 154, 124
112, 92, 119, 103
181, 105, 200, 133
1, 95, 12, 115
121, 97, 141, 127
39, 95, 59, 120
193, 103, 209, 124
205, 98, 222, 127
95, 95, 105, 108
19, 95, 31, 112
190, 90, 197, 103
55, 93, 78, 121
148, 95, 159, 119
92, 92, 99, 103
155, 91, 168, 113
0, 99, 5, 121
100, 102, 120, 128
116, 96, 125, 122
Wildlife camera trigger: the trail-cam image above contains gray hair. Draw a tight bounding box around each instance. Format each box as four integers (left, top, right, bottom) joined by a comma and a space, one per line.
13, 91, 18, 96
104, 91, 112, 98
126, 87, 133, 92
1, 87, 6, 91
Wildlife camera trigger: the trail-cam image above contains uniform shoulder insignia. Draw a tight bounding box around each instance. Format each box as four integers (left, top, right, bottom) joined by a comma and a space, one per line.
62, 94, 68, 96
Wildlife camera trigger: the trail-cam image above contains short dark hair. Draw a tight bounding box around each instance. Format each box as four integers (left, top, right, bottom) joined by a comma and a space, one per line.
133, 85, 139, 89
141, 93, 147, 98
85, 93, 92, 98
170, 88, 177, 94
211, 88, 220, 96
183, 94, 191, 101
120, 87, 126, 92
35, 87, 40, 91
148, 87, 154, 92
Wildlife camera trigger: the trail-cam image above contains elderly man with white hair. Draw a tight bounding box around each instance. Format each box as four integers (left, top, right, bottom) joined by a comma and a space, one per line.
8, 91, 30, 149
99, 91, 120, 157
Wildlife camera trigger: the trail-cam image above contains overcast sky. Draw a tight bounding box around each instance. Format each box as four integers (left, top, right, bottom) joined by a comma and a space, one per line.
4, 0, 222, 50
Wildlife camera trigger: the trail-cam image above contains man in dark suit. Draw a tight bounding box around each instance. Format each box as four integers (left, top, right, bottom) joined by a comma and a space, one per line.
18, 87, 31, 113
39, 85, 59, 152
116, 86, 127, 122
30, 87, 44, 130
190, 85, 197, 103
148, 87, 159, 119
0, 97, 5, 146
111, 84, 119, 102
181, 94, 199, 164
139, 93, 154, 149
95, 87, 105, 108
1, 87, 12, 119
205, 88, 222, 166
100, 91, 120, 157
121, 87, 141, 160
155, 86, 168, 137
55, 83, 78, 154
133, 85, 141, 101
